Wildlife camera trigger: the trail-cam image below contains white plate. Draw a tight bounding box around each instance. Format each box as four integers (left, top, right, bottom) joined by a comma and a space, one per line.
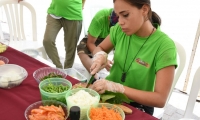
21, 49, 39, 58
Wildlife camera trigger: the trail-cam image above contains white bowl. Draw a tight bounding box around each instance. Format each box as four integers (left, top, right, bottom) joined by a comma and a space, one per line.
0, 64, 28, 89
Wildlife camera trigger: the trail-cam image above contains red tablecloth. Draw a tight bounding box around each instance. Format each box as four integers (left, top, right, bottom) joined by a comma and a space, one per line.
0, 47, 158, 120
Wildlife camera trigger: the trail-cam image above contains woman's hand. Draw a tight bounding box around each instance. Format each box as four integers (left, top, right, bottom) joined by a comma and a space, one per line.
18, 0, 22, 3
105, 60, 113, 71
90, 79, 125, 94
90, 51, 108, 75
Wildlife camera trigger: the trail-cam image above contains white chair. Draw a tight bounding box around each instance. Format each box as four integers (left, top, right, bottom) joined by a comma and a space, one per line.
153, 41, 187, 119
178, 66, 200, 120
0, 21, 3, 40
0, 0, 47, 59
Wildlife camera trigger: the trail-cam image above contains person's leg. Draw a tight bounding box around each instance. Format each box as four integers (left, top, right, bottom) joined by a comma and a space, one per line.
43, 14, 63, 68
62, 19, 82, 68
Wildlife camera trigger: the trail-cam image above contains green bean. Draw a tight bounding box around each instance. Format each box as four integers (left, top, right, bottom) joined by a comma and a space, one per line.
42, 80, 69, 93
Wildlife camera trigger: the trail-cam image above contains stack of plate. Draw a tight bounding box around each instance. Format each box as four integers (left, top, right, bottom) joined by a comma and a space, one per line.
21, 49, 39, 58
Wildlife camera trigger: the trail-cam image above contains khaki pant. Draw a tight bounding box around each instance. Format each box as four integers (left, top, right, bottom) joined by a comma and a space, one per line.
43, 14, 82, 68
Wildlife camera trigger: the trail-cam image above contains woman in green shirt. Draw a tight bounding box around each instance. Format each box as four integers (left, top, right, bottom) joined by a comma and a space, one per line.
90, 0, 177, 115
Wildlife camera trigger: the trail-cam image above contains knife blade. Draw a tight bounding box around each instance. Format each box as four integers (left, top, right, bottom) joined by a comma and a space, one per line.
86, 75, 95, 88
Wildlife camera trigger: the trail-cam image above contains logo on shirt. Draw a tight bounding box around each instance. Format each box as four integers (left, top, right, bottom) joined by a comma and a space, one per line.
136, 58, 149, 67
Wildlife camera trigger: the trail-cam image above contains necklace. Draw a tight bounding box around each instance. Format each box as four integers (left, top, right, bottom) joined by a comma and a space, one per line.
121, 28, 155, 82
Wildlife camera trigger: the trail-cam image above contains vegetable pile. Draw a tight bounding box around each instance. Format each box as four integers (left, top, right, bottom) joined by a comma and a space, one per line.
42, 82, 69, 93
90, 105, 122, 120
41, 73, 63, 81
41, 80, 70, 104
100, 91, 131, 104
29, 105, 65, 120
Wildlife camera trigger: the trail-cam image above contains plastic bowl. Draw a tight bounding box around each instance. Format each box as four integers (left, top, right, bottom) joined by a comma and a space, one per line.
24, 100, 68, 120
65, 88, 100, 120
87, 103, 125, 120
0, 56, 9, 64
39, 78, 72, 104
0, 64, 28, 89
33, 67, 67, 83
63, 68, 87, 83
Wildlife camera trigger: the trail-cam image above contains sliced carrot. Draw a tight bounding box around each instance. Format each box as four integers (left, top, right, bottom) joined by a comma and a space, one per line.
90, 105, 122, 120
29, 105, 65, 120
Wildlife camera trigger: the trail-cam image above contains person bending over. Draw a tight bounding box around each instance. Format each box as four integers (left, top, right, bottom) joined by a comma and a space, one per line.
77, 8, 118, 74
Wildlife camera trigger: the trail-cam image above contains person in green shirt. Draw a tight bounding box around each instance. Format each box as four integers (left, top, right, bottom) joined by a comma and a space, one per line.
42, 0, 85, 69
18, 0, 86, 69
77, 8, 118, 74
90, 0, 177, 115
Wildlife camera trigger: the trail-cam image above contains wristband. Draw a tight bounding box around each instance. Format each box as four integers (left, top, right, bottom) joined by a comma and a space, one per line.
93, 51, 108, 59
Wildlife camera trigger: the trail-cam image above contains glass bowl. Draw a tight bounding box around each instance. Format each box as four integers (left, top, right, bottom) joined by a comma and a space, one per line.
0, 56, 9, 64
33, 67, 67, 83
24, 100, 68, 120
0, 64, 28, 89
65, 88, 100, 120
87, 103, 125, 120
39, 78, 72, 104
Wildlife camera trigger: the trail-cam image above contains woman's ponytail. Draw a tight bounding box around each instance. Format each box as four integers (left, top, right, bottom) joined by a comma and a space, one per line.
151, 11, 161, 25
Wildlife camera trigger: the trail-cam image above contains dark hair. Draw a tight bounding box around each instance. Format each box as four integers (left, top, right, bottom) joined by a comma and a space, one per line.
113, 0, 161, 25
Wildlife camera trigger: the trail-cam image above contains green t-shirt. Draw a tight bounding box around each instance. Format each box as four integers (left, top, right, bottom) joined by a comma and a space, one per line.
88, 8, 113, 38
47, 0, 82, 20
107, 24, 177, 92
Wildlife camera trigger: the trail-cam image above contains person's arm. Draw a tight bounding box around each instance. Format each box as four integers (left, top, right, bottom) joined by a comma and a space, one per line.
93, 35, 114, 54
123, 66, 175, 107
90, 35, 114, 74
91, 66, 175, 108
87, 33, 98, 53
18, 0, 22, 3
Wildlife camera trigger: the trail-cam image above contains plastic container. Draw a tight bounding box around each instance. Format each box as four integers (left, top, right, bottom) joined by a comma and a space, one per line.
24, 100, 69, 120
0, 64, 28, 89
33, 67, 67, 83
63, 68, 87, 82
39, 78, 72, 104
87, 103, 125, 120
65, 88, 100, 120
0, 56, 9, 64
